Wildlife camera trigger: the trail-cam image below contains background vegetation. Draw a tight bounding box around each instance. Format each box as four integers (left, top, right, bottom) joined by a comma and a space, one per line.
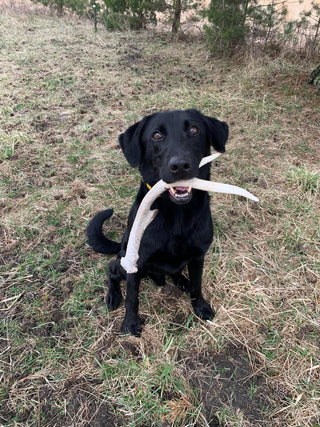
27, 0, 320, 56
0, 0, 320, 426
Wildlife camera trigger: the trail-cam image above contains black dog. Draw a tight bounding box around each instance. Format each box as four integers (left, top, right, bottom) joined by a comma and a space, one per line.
87, 109, 228, 336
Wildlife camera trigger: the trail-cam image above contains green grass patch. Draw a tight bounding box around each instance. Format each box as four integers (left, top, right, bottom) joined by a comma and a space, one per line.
286, 165, 320, 194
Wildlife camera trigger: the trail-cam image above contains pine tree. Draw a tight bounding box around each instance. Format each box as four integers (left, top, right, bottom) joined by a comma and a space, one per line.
102, 0, 166, 30
308, 64, 320, 87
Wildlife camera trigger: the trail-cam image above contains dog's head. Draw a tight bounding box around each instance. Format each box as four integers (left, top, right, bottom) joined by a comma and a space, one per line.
119, 109, 228, 204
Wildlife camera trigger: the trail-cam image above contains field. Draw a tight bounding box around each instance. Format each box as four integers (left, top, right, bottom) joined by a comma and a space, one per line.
1, 7, 320, 427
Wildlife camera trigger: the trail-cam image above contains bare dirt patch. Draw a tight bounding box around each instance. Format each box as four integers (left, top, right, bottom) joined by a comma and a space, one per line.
185, 344, 269, 425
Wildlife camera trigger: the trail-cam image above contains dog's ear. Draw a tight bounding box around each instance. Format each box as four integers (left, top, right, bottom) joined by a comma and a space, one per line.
203, 115, 229, 153
119, 117, 148, 167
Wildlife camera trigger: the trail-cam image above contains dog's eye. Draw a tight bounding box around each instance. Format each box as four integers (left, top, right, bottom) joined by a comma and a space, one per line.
189, 126, 199, 135
152, 131, 163, 140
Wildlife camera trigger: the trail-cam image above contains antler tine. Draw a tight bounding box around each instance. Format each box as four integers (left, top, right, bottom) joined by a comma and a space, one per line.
120, 180, 165, 273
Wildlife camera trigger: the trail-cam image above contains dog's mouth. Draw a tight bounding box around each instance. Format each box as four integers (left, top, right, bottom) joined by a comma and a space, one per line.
168, 186, 192, 204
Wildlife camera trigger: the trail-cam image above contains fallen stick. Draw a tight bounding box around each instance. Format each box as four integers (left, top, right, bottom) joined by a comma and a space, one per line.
121, 154, 259, 274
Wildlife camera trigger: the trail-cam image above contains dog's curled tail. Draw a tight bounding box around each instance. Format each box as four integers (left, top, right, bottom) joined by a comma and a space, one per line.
86, 209, 121, 254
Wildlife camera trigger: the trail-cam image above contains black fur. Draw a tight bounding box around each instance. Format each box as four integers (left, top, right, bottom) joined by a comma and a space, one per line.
87, 109, 228, 336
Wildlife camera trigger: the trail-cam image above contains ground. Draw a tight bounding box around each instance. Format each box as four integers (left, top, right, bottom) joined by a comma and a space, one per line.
0, 7, 320, 427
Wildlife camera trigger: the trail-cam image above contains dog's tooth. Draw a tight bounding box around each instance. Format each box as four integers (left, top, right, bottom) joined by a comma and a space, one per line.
170, 187, 176, 194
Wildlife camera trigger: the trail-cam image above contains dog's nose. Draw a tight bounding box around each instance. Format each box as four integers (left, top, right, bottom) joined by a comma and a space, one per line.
169, 156, 191, 175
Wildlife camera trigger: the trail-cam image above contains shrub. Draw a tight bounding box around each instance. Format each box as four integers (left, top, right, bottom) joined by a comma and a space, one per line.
31, 0, 90, 16
204, 0, 320, 56
204, 0, 288, 55
101, 0, 166, 30
204, 0, 250, 54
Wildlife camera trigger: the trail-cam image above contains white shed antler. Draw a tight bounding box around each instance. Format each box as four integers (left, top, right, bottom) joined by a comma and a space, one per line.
121, 154, 259, 274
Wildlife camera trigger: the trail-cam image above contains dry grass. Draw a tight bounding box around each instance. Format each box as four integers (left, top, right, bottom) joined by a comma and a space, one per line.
0, 0, 48, 15
1, 8, 320, 427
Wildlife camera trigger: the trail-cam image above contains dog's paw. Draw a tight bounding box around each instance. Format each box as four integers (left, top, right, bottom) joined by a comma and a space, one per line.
121, 317, 142, 337
106, 290, 122, 310
192, 298, 215, 320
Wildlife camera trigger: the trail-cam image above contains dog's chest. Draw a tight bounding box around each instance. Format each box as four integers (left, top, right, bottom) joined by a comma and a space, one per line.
137, 199, 213, 274
142, 231, 208, 274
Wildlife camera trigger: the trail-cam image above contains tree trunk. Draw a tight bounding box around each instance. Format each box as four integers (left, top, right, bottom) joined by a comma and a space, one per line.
172, 0, 182, 33
308, 64, 320, 87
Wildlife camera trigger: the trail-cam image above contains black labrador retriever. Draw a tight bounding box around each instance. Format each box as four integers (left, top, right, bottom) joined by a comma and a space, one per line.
87, 109, 228, 336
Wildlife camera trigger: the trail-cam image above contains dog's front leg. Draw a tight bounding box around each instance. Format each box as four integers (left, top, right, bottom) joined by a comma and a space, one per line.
106, 259, 124, 310
121, 273, 142, 336
188, 258, 215, 320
